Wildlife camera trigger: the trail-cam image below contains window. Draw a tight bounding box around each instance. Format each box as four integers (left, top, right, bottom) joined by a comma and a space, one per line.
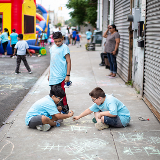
24, 15, 34, 34
0, 13, 3, 31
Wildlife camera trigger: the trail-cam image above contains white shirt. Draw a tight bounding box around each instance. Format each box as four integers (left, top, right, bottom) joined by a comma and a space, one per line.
15, 40, 29, 55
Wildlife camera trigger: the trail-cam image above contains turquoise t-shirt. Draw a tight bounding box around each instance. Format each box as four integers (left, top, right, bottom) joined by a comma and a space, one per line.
44, 33, 47, 39
89, 95, 130, 127
0, 32, 8, 43
41, 33, 46, 40
86, 31, 92, 39
49, 44, 70, 85
25, 95, 59, 125
10, 33, 18, 45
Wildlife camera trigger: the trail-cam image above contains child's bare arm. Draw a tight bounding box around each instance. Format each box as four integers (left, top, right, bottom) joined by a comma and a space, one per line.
54, 110, 74, 120
73, 108, 93, 121
65, 54, 71, 82
26, 49, 32, 56
99, 111, 117, 118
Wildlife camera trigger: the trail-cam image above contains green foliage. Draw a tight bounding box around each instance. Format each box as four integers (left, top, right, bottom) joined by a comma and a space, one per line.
66, 0, 97, 26
125, 81, 133, 87
56, 23, 62, 27
65, 19, 77, 27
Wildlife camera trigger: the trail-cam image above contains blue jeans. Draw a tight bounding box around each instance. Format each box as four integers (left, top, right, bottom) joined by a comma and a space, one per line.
107, 53, 117, 74
104, 116, 123, 128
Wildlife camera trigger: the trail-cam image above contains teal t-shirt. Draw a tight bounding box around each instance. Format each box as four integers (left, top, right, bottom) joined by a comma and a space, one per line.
49, 44, 70, 85
10, 33, 18, 45
86, 31, 92, 39
89, 95, 130, 127
41, 33, 47, 40
25, 95, 59, 125
0, 32, 8, 43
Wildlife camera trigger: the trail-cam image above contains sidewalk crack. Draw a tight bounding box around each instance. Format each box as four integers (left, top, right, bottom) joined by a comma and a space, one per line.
110, 129, 120, 160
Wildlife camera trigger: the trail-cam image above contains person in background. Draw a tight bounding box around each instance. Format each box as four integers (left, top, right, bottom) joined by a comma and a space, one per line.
44, 32, 48, 45
72, 29, 76, 45
40, 31, 45, 47
86, 29, 92, 43
75, 31, 81, 48
69, 27, 72, 45
10, 29, 18, 58
0, 28, 9, 57
65, 27, 69, 46
103, 24, 120, 78
92, 27, 97, 43
13, 34, 32, 74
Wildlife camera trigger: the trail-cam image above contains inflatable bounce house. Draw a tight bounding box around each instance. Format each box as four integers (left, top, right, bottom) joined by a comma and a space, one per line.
0, 0, 49, 55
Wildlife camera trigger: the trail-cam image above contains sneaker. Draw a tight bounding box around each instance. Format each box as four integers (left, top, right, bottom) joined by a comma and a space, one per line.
15, 72, 21, 74
92, 117, 97, 123
64, 81, 72, 88
95, 122, 109, 130
28, 71, 32, 74
99, 63, 105, 66
36, 124, 51, 131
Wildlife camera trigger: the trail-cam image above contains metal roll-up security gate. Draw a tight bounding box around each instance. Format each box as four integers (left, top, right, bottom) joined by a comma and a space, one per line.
114, 0, 130, 82
143, 0, 160, 120
102, 0, 108, 51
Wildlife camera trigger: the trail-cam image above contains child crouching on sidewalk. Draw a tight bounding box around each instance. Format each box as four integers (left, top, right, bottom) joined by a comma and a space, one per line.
13, 34, 32, 74
25, 85, 74, 131
73, 87, 130, 130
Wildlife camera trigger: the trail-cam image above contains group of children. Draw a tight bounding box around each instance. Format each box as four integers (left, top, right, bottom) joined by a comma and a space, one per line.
25, 31, 131, 132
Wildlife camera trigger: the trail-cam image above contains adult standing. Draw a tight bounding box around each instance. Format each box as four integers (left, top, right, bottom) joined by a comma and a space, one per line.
86, 29, 92, 43
0, 28, 9, 57
10, 29, 18, 58
103, 25, 120, 77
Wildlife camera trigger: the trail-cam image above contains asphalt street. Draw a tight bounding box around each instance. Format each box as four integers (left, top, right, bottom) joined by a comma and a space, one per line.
0, 47, 50, 127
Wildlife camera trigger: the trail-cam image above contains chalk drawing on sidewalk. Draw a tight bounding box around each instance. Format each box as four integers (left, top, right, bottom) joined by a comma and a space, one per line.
39, 138, 108, 156
61, 125, 92, 132
0, 140, 14, 160
72, 154, 103, 160
64, 138, 108, 155
118, 132, 160, 145
123, 146, 160, 156
39, 144, 63, 151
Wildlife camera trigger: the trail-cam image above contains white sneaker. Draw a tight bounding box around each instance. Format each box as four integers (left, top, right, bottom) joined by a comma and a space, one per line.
36, 124, 51, 131
29, 71, 32, 74
95, 122, 109, 130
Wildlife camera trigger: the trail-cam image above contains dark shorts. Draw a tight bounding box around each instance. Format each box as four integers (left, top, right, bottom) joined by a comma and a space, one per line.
104, 116, 124, 128
87, 38, 91, 40
28, 115, 43, 128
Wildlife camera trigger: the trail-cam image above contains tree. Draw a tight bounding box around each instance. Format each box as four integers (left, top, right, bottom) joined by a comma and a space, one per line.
65, 18, 77, 27
66, 0, 97, 27
56, 23, 62, 27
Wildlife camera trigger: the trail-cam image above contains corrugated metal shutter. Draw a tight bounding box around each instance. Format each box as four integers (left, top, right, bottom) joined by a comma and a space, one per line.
143, 0, 160, 119
102, 0, 108, 51
114, 0, 130, 82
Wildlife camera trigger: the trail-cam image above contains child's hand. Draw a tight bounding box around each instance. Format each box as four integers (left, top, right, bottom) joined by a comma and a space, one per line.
68, 110, 74, 117
29, 53, 32, 57
98, 113, 102, 119
73, 116, 79, 121
48, 75, 50, 81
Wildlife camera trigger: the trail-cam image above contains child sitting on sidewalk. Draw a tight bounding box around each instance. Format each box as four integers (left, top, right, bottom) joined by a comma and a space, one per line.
25, 85, 74, 131
13, 34, 32, 74
73, 87, 130, 130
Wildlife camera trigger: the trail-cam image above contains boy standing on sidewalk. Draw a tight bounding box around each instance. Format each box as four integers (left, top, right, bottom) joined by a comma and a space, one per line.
13, 34, 32, 74
73, 87, 130, 130
25, 85, 74, 131
48, 32, 71, 114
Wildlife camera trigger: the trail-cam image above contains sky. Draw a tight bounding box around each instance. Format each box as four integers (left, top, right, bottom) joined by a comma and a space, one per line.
36, 0, 72, 20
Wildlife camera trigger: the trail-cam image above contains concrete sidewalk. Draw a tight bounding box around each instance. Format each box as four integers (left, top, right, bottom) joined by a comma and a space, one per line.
0, 40, 160, 160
